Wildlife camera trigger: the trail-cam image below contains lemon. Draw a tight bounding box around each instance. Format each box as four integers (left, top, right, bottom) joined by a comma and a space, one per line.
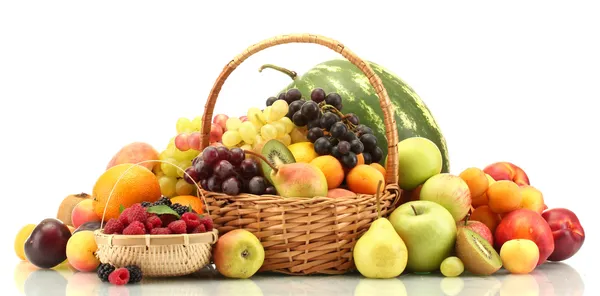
287, 142, 319, 163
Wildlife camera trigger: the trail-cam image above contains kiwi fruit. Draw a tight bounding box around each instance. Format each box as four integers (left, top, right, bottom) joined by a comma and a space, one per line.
260, 139, 296, 183
455, 228, 502, 275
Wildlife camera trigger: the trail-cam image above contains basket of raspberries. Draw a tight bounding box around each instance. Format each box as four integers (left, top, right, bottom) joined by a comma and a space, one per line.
94, 197, 218, 277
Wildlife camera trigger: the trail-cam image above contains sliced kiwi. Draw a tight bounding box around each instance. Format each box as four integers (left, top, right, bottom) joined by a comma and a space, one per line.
455, 228, 502, 276
260, 139, 296, 183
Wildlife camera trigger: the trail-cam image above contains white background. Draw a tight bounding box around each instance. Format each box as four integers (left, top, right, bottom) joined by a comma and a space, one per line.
1, 0, 598, 293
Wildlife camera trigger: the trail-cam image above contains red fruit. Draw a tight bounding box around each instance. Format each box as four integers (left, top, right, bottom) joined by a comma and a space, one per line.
542, 208, 585, 262
192, 224, 207, 233
457, 219, 493, 245
145, 215, 162, 231
127, 205, 147, 224
495, 209, 554, 266
108, 268, 130, 285
104, 218, 124, 234
212, 114, 228, 130
209, 124, 224, 143
167, 220, 187, 234
150, 227, 172, 235
118, 208, 131, 226
123, 221, 146, 235
198, 216, 214, 231
181, 212, 200, 232
160, 214, 178, 227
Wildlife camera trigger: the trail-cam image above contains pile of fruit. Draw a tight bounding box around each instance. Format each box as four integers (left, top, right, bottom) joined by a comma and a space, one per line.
12, 57, 587, 286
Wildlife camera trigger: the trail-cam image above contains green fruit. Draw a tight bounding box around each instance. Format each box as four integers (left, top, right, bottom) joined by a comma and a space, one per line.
455, 228, 502, 276
262, 59, 450, 173
389, 200, 457, 273
395, 137, 443, 190
440, 256, 464, 277
260, 139, 295, 184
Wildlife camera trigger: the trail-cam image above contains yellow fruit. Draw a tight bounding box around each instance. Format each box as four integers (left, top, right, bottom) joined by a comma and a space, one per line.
92, 163, 162, 221
14, 224, 36, 261
287, 142, 319, 163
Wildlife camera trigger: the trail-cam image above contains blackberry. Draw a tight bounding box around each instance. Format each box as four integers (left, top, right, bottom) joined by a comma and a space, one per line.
97, 263, 115, 282
171, 203, 190, 216
125, 265, 143, 283
140, 201, 152, 207
153, 196, 172, 206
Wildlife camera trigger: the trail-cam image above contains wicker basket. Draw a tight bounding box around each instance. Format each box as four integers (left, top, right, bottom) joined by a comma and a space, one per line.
94, 160, 219, 277
199, 33, 403, 275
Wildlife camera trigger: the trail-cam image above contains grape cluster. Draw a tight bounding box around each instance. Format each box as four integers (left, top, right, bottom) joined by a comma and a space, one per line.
267, 88, 344, 128
184, 146, 276, 196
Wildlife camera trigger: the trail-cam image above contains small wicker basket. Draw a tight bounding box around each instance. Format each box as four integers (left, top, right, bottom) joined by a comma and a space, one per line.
94, 160, 219, 277
199, 33, 403, 275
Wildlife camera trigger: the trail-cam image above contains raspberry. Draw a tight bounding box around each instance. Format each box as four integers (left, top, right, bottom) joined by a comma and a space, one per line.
198, 215, 214, 231
150, 227, 172, 235
125, 265, 143, 283
97, 263, 115, 282
118, 208, 131, 226
103, 218, 124, 234
127, 204, 148, 224
192, 224, 206, 233
145, 215, 162, 231
167, 220, 187, 234
181, 212, 200, 232
160, 214, 178, 227
108, 267, 130, 285
122, 221, 146, 235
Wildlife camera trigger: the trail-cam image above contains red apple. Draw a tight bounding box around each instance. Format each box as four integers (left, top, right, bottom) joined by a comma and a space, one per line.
495, 209, 554, 266
541, 208, 585, 262
457, 216, 493, 245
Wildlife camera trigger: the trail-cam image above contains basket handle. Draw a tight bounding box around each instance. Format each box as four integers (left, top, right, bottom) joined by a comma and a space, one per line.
199, 33, 399, 185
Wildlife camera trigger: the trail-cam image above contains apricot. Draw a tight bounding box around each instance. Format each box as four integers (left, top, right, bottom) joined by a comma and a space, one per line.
470, 205, 502, 234
310, 156, 345, 189
370, 163, 387, 179
487, 180, 522, 214
519, 185, 545, 214
347, 165, 385, 195
14, 224, 36, 261
500, 239, 540, 274
66, 231, 100, 272
71, 199, 101, 229
471, 193, 489, 208
459, 167, 489, 197
106, 142, 159, 171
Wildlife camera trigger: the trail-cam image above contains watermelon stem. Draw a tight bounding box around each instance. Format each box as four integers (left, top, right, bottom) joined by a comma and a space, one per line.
258, 64, 297, 81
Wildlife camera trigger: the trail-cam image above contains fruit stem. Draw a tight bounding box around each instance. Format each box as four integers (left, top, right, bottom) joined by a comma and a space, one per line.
319, 104, 358, 130
258, 64, 297, 81
243, 150, 278, 172
464, 211, 471, 226
375, 180, 383, 219
411, 205, 418, 216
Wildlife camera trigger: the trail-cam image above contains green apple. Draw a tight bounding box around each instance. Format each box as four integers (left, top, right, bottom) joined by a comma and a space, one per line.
212, 229, 265, 279
389, 200, 457, 272
391, 137, 442, 191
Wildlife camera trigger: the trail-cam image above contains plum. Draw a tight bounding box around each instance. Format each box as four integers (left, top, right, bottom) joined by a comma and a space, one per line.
24, 218, 72, 269
73, 221, 103, 234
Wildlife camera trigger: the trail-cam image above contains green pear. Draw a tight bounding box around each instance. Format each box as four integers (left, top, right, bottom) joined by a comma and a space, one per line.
353, 181, 408, 278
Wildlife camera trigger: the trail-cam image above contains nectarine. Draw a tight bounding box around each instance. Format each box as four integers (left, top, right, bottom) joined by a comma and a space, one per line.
483, 162, 530, 186
106, 142, 159, 171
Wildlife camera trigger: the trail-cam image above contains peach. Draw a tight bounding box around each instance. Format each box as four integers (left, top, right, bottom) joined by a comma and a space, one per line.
495, 209, 555, 266
470, 205, 501, 234
487, 180, 522, 214
519, 186, 545, 214
66, 230, 100, 272
327, 188, 357, 198
500, 239, 540, 274
71, 199, 101, 229
106, 142, 159, 171
483, 162, 530, 186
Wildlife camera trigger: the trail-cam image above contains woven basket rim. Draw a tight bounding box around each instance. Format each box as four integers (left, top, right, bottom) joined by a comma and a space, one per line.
94, 229, 218, 247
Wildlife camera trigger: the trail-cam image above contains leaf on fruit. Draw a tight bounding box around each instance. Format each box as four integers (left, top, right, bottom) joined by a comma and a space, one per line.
147, 205, 180, 218
119, 205, 125, 214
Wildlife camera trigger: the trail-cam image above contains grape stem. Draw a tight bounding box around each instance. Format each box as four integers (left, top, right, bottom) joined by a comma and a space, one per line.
243, 150, 278, 172
320, 104, 359, 130
258, 64, 297, 81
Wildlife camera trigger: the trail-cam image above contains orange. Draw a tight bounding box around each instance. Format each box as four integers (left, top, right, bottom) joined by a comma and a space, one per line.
170, 195, 205, 214
92, 163, 161, 221
14, 224, 36, 261
346, 164, 385, 195
310, 156, 344, 189
369, 163, 386, 179
356, 154, 365, 166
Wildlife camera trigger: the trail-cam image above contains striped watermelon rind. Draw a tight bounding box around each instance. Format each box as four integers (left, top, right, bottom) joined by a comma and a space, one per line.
268, 59, 450, 174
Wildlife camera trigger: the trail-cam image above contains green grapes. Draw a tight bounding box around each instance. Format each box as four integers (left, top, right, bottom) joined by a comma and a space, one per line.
222, 130, 242, 147
261, 124, 278, 141
239, 121, 257, 144
270, 100, 289, 121
191, 116, 203, 131
158, 175, 177, 197
279, 117, 294, 134
176, 117, 193, 133
271, 121, 286, 138
440, 256, 464, 277
226, 117, 242, 131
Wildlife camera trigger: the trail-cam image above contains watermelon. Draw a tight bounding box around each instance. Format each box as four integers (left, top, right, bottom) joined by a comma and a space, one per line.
264, 59, 450, 173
